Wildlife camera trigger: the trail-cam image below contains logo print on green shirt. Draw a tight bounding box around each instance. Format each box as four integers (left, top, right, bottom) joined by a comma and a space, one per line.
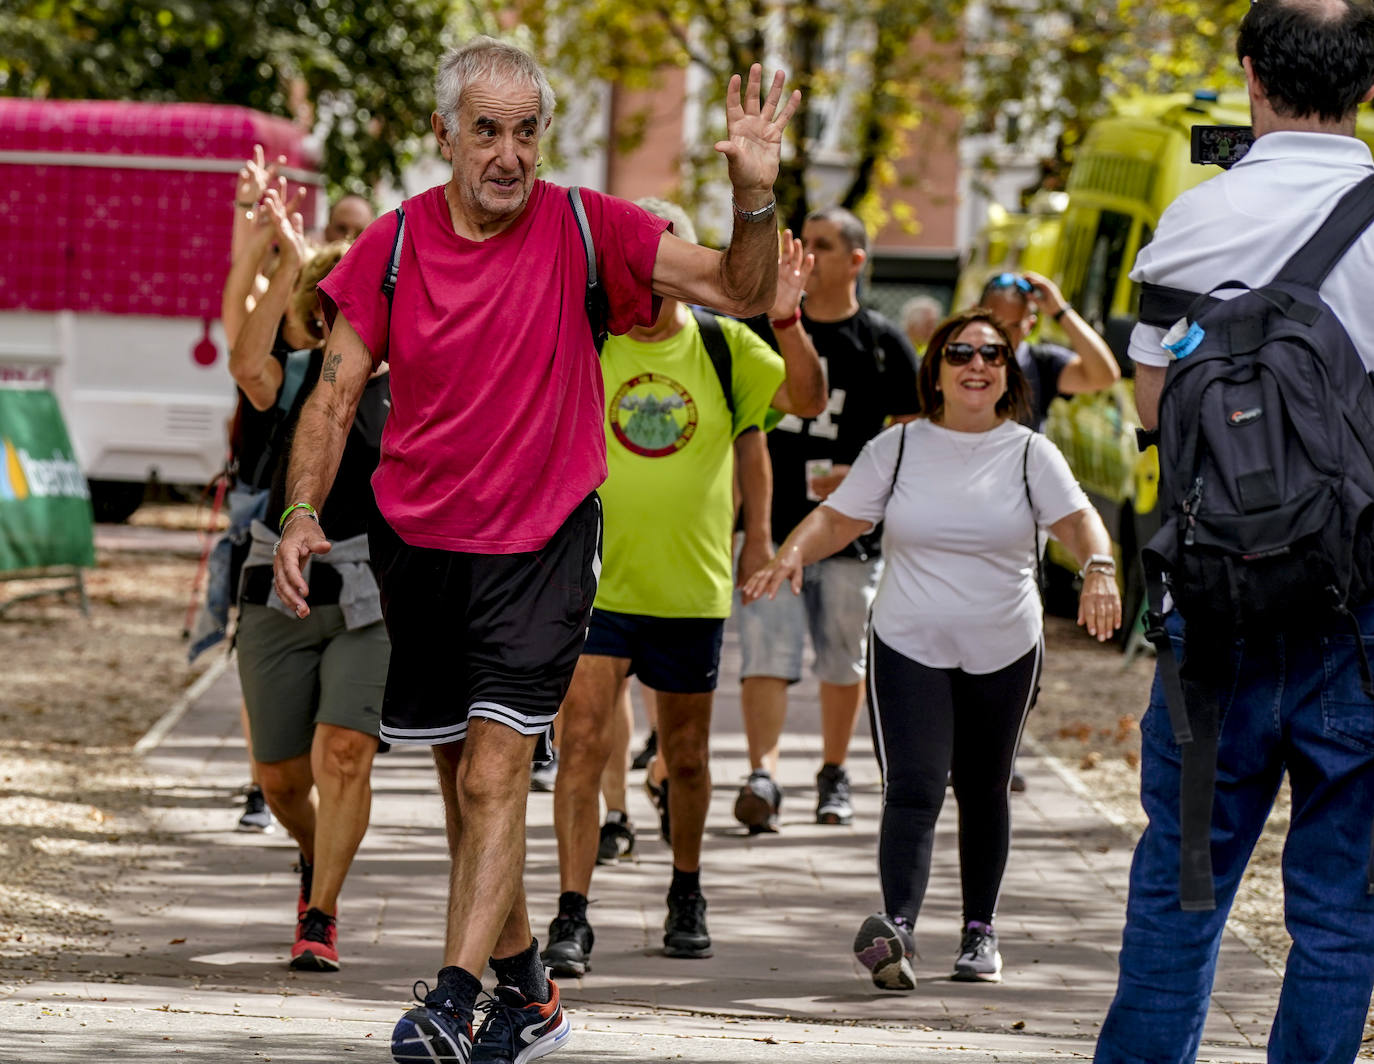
610, 373, 699, 457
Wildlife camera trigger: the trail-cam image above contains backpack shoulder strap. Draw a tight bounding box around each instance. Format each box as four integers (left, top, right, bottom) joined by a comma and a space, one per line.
249, 348, 314, 487
690, 306, 734, 418
568, 187, 608, 354
381, 206, 405, 307
1274, 172, 1374, 288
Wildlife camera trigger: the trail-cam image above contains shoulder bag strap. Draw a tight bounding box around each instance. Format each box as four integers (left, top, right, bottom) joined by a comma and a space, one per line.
1023, 434, 1045, 604
689, 307, 734, 418
568, 187, 608, 354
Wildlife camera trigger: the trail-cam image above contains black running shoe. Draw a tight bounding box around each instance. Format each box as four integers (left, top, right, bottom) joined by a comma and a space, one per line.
471, 984, 570, 1063
663, 890, 712, 959
631, 730, 658, 771
392, 981, 473, 1063
541, 912, 594, 978
952, 924, 1003, 982
733, 770, 782, 834
852, 912, 915, 991
815, 763, 854, 825
596, 811, 635, 864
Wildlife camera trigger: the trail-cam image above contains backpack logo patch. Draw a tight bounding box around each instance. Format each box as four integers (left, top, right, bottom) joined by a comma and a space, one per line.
1227, 407, 1262, 426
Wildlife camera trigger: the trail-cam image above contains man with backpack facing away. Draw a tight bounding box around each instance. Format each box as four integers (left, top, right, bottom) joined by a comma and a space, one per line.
1096, 3, 1374, 1062
542, 200, 825, 977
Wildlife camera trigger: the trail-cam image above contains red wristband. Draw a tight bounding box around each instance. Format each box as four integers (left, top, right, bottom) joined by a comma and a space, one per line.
770, 308, 802, 330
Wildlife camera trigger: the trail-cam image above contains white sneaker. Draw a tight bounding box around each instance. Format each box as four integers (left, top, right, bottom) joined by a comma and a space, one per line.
951, 924, 1002, 982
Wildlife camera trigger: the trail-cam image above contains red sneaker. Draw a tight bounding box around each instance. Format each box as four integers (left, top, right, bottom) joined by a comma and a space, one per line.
290, 906, 339, 971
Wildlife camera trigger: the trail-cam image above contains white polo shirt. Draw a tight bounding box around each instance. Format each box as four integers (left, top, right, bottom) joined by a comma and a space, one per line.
1129, 131, 1374, 371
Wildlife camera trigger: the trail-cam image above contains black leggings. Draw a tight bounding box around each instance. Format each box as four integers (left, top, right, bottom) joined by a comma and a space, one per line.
866, 631, 1042, 928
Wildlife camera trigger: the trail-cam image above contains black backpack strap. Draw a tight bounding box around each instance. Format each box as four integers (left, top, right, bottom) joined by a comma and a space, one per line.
382, 207, 405, 308
1274, 173, 1374, 288
1141, 557, 1218, 912
568, 187, 608, 354
1139, 282, 1216, 328
690, 307, 734, 419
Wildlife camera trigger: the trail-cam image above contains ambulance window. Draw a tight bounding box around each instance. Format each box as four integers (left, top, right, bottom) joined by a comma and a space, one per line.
1077, 210, 1133, 334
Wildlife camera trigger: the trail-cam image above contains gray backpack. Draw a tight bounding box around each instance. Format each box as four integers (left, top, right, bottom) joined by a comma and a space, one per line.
1139, 173, 1374, 911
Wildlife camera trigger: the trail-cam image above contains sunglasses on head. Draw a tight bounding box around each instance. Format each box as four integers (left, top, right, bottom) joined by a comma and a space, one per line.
943, 342, 1011, 367
984, 273, 1033, 294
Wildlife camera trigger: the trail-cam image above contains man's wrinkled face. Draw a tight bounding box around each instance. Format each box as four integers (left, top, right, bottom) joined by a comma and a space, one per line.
437, 78, 543, 225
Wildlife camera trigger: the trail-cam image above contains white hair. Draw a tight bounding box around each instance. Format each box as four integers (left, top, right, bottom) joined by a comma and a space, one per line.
634, 197, 698, 245
434, 36, 556, 133
901, 294, 943, 331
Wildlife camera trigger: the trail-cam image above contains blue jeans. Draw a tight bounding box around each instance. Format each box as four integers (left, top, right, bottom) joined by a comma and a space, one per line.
1095, 606, 1374, 1064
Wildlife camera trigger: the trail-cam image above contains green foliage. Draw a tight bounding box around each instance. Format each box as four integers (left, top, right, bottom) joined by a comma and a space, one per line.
966, 0, 1250, 165
524, 0, 962, 238
0, 0, 489, 196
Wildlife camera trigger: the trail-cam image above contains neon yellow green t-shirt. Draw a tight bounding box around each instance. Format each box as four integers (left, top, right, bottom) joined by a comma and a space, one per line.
595, 312, 784, 619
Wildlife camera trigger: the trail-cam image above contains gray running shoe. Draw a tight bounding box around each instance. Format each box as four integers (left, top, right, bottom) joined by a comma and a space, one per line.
733, 770, 782, 834
815, 763, 853, 825
852, 912, 915, 990
237, 783, 274, 833
529, 754, 558, 793
952, 924, 1002, 982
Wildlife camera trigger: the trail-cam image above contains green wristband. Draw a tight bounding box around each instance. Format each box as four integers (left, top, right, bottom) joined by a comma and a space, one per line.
279, 501, 318, 532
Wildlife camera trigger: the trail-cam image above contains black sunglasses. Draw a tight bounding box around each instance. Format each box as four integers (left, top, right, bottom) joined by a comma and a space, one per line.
943, 342, 1011, 367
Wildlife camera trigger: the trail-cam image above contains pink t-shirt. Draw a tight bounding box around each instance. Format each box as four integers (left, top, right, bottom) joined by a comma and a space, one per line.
319, 181, 667, 553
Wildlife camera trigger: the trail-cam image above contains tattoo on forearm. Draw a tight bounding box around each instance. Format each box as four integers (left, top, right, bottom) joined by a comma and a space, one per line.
322, 351, 342, 383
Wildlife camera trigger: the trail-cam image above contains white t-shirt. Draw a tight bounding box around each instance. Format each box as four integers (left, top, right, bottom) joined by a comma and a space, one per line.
824, 419, 1089, 674
1130, 132, 1374, 371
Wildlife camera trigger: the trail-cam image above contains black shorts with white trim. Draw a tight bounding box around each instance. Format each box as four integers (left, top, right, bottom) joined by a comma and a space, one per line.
369, 493, 602, 759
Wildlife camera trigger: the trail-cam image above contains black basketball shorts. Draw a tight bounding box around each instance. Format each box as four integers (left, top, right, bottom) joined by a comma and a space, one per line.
369, 493, 602, 757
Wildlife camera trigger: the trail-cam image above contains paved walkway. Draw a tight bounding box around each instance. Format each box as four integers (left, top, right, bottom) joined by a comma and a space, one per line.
2, 627, 1279, 1062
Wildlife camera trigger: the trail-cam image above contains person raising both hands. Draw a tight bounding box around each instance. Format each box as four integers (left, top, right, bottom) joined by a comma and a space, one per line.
742, 307, 1120, 991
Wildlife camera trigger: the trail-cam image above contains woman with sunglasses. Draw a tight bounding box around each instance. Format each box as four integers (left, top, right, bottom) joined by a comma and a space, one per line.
742, 307, 1120, 989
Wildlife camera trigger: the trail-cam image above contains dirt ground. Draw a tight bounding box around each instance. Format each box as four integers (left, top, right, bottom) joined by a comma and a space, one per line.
0, 503, 1348, 1042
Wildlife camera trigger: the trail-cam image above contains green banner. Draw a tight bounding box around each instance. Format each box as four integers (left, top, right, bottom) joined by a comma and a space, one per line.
0, 386, 96, 572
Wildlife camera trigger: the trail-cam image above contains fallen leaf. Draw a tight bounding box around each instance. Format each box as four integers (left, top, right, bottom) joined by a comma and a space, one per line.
168, 938, 185, 945
1012, 1020, 1026, 1030
1080, 751, 1102, 770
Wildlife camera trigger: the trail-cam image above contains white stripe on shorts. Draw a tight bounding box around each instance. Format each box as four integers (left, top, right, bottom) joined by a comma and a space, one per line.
469, 701, 557, 735
380, 721, 468, 746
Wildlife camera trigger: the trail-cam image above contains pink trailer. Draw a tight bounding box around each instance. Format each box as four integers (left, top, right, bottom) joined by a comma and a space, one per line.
0, 99, 323, 519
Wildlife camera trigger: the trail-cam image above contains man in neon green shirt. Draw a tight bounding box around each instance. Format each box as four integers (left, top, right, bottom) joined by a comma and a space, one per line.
543, 199, 825, 975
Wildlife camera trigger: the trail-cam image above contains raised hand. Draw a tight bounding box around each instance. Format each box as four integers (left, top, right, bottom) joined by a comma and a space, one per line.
236, 143, 287, 210
768, 229, 813, 320
714, 65, 801, 198
261, 185, 309, 274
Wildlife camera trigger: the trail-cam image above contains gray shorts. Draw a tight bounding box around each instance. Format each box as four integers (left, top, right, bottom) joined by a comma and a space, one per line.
237, 604, 390, 764
735, 555, 882, 685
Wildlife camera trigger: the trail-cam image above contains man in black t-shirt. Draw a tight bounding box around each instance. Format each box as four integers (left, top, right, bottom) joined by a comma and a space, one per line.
978, 271, 1120, 430
733, 206, 919, 833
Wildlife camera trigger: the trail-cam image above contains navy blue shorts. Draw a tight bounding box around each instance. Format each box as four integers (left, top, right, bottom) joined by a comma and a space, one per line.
583, 610, 725, 693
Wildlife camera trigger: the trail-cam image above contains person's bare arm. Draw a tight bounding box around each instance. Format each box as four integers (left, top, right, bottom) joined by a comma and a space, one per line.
651, 65, 800, 317
228, 188, 305, 409
740, 503, 870, 603
1023, 270, 1120, 394
734, 428, 774, 588
766, 230, 826, 417
271, 315, 373, 617
1134, 363, 1166, 431
1047, 506, 1122, 642
221, 219, 274, 350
